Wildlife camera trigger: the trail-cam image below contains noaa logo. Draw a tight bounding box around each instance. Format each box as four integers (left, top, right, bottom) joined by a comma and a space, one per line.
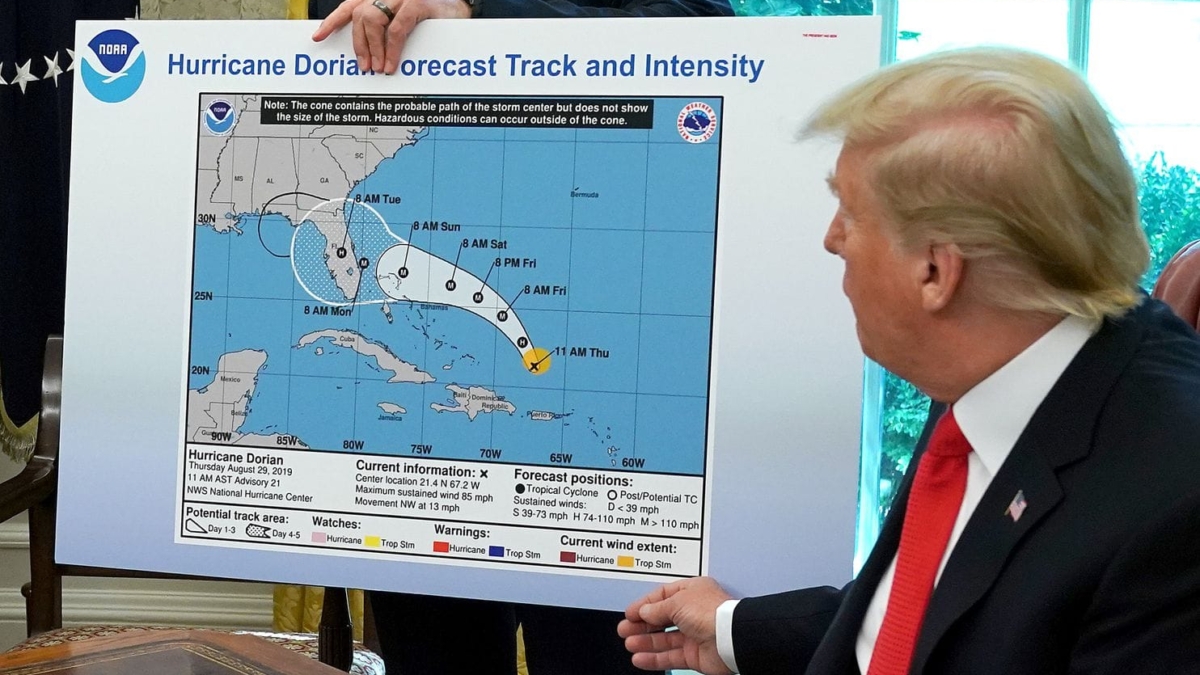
80, 29, 145, 103
677, 102, 717, 144
203, 99, 237, 136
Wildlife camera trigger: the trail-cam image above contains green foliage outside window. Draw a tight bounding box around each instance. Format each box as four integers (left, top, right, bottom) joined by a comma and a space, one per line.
876, 154, 1200, 517
1139, 152, 1200, 288
732, 0, 871, 17
879, 370, 921, 515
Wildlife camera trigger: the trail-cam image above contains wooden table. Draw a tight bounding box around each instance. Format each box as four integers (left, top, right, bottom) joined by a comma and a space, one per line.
0, 630, 345, 675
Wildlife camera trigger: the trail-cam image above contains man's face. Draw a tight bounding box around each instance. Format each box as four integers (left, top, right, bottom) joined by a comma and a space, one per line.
823, 147, 925, 371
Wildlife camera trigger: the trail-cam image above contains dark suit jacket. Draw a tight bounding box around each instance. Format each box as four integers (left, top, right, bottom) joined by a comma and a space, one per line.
310, 0, 733, 21
733, 298, 1200, 675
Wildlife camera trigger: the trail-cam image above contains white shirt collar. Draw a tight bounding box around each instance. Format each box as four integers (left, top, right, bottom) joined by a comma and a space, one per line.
953, 315, 1100, 477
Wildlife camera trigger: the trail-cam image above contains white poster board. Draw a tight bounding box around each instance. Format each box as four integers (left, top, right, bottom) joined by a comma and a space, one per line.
59, 16, 879, 609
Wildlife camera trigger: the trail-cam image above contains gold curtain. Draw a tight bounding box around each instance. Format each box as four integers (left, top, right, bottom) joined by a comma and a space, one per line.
139, 0, 291, 18
517, 625, 529, 675
273, 586, 366, 641
287, 0, 309, 18
0, 364, 37, 464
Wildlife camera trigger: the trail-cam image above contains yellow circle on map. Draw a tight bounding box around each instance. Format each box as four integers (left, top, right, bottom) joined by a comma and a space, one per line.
522, 347, 552, 375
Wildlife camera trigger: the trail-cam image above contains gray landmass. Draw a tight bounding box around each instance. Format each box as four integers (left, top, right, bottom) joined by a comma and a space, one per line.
430, 384, 516, 421
186, 350, 267, 443
195, 94, 422, 238
297, 329, 433, 383
235, 434, 309, 448
527, 410, 570, 422
312, 215, 361, 300
249, 137, 299, 216
378, 402, 407, 415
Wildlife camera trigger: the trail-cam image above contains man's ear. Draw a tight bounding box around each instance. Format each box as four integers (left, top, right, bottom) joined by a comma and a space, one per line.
919, 242, 964, 312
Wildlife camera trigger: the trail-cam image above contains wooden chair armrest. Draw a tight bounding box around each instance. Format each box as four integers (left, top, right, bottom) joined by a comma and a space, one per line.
0, 456, 56, 524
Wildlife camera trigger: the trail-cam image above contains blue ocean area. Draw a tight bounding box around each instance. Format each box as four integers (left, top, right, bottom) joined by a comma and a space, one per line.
187, 96, 721, 475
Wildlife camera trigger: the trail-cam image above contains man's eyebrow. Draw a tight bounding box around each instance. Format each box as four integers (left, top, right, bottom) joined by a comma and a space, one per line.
825, 174, 839, 195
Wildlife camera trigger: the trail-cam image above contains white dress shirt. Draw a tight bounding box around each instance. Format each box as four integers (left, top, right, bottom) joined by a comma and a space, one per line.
715, 315, 1098, 674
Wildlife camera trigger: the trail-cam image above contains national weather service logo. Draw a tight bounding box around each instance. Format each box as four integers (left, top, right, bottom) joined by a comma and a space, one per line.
80, 29, 145, 104
677, 102, 717, 144
203, 99, 237, 136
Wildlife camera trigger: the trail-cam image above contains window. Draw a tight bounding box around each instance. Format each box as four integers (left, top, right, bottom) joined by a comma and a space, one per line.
896, 0, 1069, 61
1089, 0, 1200, 286
860, 0, 1200, 565
732, 0, 872, 16
730, 0, 1200, 570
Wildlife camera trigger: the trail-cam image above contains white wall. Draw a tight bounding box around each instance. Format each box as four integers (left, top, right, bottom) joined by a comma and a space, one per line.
0, 516, 30, 650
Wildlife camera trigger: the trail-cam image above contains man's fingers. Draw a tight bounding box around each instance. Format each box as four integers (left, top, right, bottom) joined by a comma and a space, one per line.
360, 5, 389, 73
631, 650, 689, 672
624, 579, 684, 622
350, 8, 370, 71
324, 0, 470, 76
637, 594, 683, 628
621, 623, 689, 672
312, 0, 357, 41
617, 618, 654, 638
383, 13, 418, 75
624, 629, 686, 655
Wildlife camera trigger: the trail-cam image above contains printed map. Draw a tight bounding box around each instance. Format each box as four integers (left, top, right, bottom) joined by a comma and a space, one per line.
188, 94, 720, 475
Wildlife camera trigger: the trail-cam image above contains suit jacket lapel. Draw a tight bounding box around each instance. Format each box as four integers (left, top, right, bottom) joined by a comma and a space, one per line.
806, 402, 948, 675
909, 301, 1151, 674
910, 449, 1063, 673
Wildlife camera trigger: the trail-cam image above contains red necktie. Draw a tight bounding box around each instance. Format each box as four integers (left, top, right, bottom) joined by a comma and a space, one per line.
868, 408, 973, 675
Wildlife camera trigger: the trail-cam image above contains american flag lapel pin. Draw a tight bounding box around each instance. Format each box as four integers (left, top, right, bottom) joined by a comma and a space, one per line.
1005, 490, 1028, 522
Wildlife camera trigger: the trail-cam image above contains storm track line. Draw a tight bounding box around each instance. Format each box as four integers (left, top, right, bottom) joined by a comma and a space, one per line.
256, 190, 329, 258
289, 197, 546, 370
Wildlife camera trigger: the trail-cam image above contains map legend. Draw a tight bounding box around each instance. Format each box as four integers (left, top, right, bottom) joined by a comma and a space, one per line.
180, 445, 705, 578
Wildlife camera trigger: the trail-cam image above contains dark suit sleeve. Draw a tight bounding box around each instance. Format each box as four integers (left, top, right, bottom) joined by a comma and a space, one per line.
474, 0, 733, 19
731, 584, 849, 675
1068, 489, 1200, 674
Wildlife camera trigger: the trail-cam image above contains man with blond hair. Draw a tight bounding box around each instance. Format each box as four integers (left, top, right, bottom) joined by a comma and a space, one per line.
620, 46, 1200, 675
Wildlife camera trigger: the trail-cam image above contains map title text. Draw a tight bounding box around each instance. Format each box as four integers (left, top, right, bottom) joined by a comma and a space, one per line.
166, 52, 767, 84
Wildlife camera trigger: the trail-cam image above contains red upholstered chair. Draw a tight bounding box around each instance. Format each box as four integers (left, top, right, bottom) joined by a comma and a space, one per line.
1152, 240, 1200, 331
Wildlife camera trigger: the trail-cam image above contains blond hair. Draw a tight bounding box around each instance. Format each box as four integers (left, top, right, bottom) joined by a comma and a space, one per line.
805, 47, 1148, 320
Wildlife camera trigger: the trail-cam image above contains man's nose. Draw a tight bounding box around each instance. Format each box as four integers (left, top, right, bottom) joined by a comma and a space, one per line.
823, 219, 843, 255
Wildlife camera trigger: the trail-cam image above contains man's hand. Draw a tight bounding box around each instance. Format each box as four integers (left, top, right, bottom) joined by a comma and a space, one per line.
618, 576, 735, 675
311, 0, 471, 75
